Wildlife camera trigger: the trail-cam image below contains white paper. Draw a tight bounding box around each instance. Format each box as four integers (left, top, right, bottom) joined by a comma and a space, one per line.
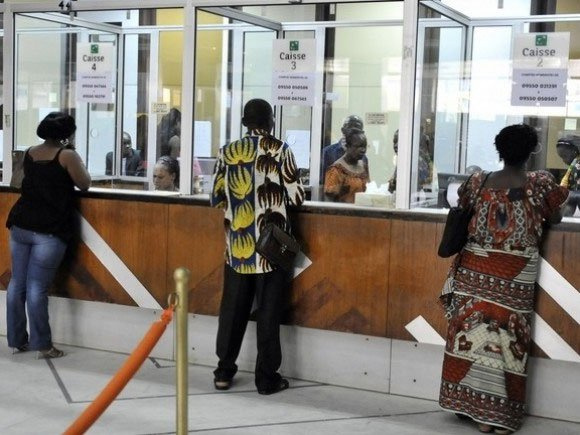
285, 129, 310, 169
446, 182, 462, 207
564, 118, 577, 131
193, 121, 212, 157
293, 250, 312, 279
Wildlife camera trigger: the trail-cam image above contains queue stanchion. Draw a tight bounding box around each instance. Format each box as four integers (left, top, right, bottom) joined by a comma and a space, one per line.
174, 267, 190, 435
63, 304, 175, 435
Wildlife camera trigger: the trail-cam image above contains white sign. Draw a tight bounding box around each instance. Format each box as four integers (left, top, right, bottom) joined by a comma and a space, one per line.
272, 39, 316, 106
511, 33, 570, 107
151, 102, 170, 114
76, 43, 114, 103
365, 112, 388, 125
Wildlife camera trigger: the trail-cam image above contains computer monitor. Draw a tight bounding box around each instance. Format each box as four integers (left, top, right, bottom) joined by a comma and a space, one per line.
437, 172, 471, 208
197, 157, 217, 175
437, 172, 470, 190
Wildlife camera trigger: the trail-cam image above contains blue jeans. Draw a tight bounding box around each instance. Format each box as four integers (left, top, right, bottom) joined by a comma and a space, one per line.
6, 226, 67, 350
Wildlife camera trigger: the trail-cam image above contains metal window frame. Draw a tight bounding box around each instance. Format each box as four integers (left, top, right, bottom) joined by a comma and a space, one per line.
4, 0, 580, 206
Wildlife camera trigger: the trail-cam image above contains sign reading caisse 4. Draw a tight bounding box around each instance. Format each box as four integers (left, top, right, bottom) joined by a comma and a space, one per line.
76, 43, 114, 103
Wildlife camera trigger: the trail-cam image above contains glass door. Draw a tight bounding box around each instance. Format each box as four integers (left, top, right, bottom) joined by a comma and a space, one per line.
14, 12, 121, 177
413, 2, 468, 208
193, 8, 280, 193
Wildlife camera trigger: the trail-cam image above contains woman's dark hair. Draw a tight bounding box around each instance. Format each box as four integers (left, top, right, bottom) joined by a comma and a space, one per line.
344, 127, 366, 147
36, 112, 76, 141
156, 155, 180, 187
494, 123, 538, 166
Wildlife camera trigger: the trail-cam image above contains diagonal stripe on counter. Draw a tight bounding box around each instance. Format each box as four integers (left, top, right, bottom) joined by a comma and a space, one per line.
405, 256, 579, 362
532, 313, 580, 363
537, 257, 580, 325
79, 214, 161, 309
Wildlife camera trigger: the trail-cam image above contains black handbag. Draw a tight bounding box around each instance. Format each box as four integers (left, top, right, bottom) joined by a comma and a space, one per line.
256, 222, 300, 271
438, 172, 490, 258
10, 150, 26, 189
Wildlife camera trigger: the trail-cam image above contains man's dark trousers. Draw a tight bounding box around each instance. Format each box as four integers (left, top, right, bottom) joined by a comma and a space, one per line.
214, 263, 288, 390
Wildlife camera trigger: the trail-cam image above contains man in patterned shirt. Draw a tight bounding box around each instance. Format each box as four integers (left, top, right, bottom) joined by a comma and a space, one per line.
210, 99, 305, 395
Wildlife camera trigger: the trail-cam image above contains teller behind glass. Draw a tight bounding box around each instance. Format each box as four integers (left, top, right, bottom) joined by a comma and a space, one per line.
324, 128, 370, 203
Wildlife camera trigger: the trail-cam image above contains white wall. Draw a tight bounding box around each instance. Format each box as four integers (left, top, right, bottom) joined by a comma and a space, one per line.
0, 292, 576, 422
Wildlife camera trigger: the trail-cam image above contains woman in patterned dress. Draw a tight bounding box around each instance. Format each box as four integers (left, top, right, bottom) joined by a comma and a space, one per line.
438, 124, 569, 434
324, 128, 369, 203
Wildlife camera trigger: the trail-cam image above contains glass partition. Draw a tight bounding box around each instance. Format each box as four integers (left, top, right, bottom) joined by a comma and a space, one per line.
414, 1, 580, 218
412, 5, 466, 208
14, 13, 119, 178
13, 9, 183, 191
322, 22, 403, 202
194, 2, 404, 202
193, 9, 279, 194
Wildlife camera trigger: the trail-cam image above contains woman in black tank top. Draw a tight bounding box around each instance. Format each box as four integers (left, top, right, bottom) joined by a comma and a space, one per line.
6, 112, 90, 358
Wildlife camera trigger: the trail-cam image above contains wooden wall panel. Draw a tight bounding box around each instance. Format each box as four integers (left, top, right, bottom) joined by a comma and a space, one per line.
78, 199, 170, 305
54, 242, 135, 305
543, 230, 580, 289
0, 193, 18, 289
0, 188, 577, 357
290, 214, 391, 336
387, 219, 452, 340
167, 205, 225, 315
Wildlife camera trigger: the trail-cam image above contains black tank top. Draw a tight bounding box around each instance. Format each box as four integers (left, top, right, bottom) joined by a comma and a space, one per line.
6, 148, 77, 241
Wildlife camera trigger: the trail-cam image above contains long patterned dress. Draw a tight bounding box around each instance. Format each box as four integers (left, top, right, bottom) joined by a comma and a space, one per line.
439, 171, 568, 432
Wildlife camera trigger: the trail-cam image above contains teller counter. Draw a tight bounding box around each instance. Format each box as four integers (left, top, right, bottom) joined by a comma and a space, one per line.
0, 186, 577, 359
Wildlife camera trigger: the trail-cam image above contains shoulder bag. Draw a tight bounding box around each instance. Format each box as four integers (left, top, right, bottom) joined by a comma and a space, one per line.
256, 221, 300, 271
438, 172, 491, 258
10, 150, 26, 189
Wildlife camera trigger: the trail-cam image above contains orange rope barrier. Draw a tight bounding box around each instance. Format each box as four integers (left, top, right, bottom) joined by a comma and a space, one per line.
63, 307, 175, 435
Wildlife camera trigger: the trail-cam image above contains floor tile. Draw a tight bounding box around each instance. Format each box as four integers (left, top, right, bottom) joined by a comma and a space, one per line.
0, 343, 578, 435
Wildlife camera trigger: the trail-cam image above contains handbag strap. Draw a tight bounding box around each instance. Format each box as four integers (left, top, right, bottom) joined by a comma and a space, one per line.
469, 171, 492, 211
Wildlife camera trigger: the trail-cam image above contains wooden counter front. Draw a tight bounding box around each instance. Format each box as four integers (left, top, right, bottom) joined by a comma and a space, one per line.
0, 189, 577, 358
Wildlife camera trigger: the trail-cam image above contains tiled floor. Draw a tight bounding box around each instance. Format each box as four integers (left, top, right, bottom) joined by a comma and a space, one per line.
0, 343, 578, 434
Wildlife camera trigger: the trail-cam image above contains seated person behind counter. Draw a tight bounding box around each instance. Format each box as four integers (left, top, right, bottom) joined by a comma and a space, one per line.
153, 156, 179, 191
556, 135, 580, 216
105, 132, 144, 176
324, 128, 369, 203
321, 114, 367, 184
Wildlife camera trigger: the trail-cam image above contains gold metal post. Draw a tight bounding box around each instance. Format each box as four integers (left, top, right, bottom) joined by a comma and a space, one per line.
174, 267, 190, 435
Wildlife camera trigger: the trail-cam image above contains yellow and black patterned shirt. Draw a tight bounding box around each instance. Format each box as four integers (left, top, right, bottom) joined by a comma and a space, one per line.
211, 130, 305, 274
